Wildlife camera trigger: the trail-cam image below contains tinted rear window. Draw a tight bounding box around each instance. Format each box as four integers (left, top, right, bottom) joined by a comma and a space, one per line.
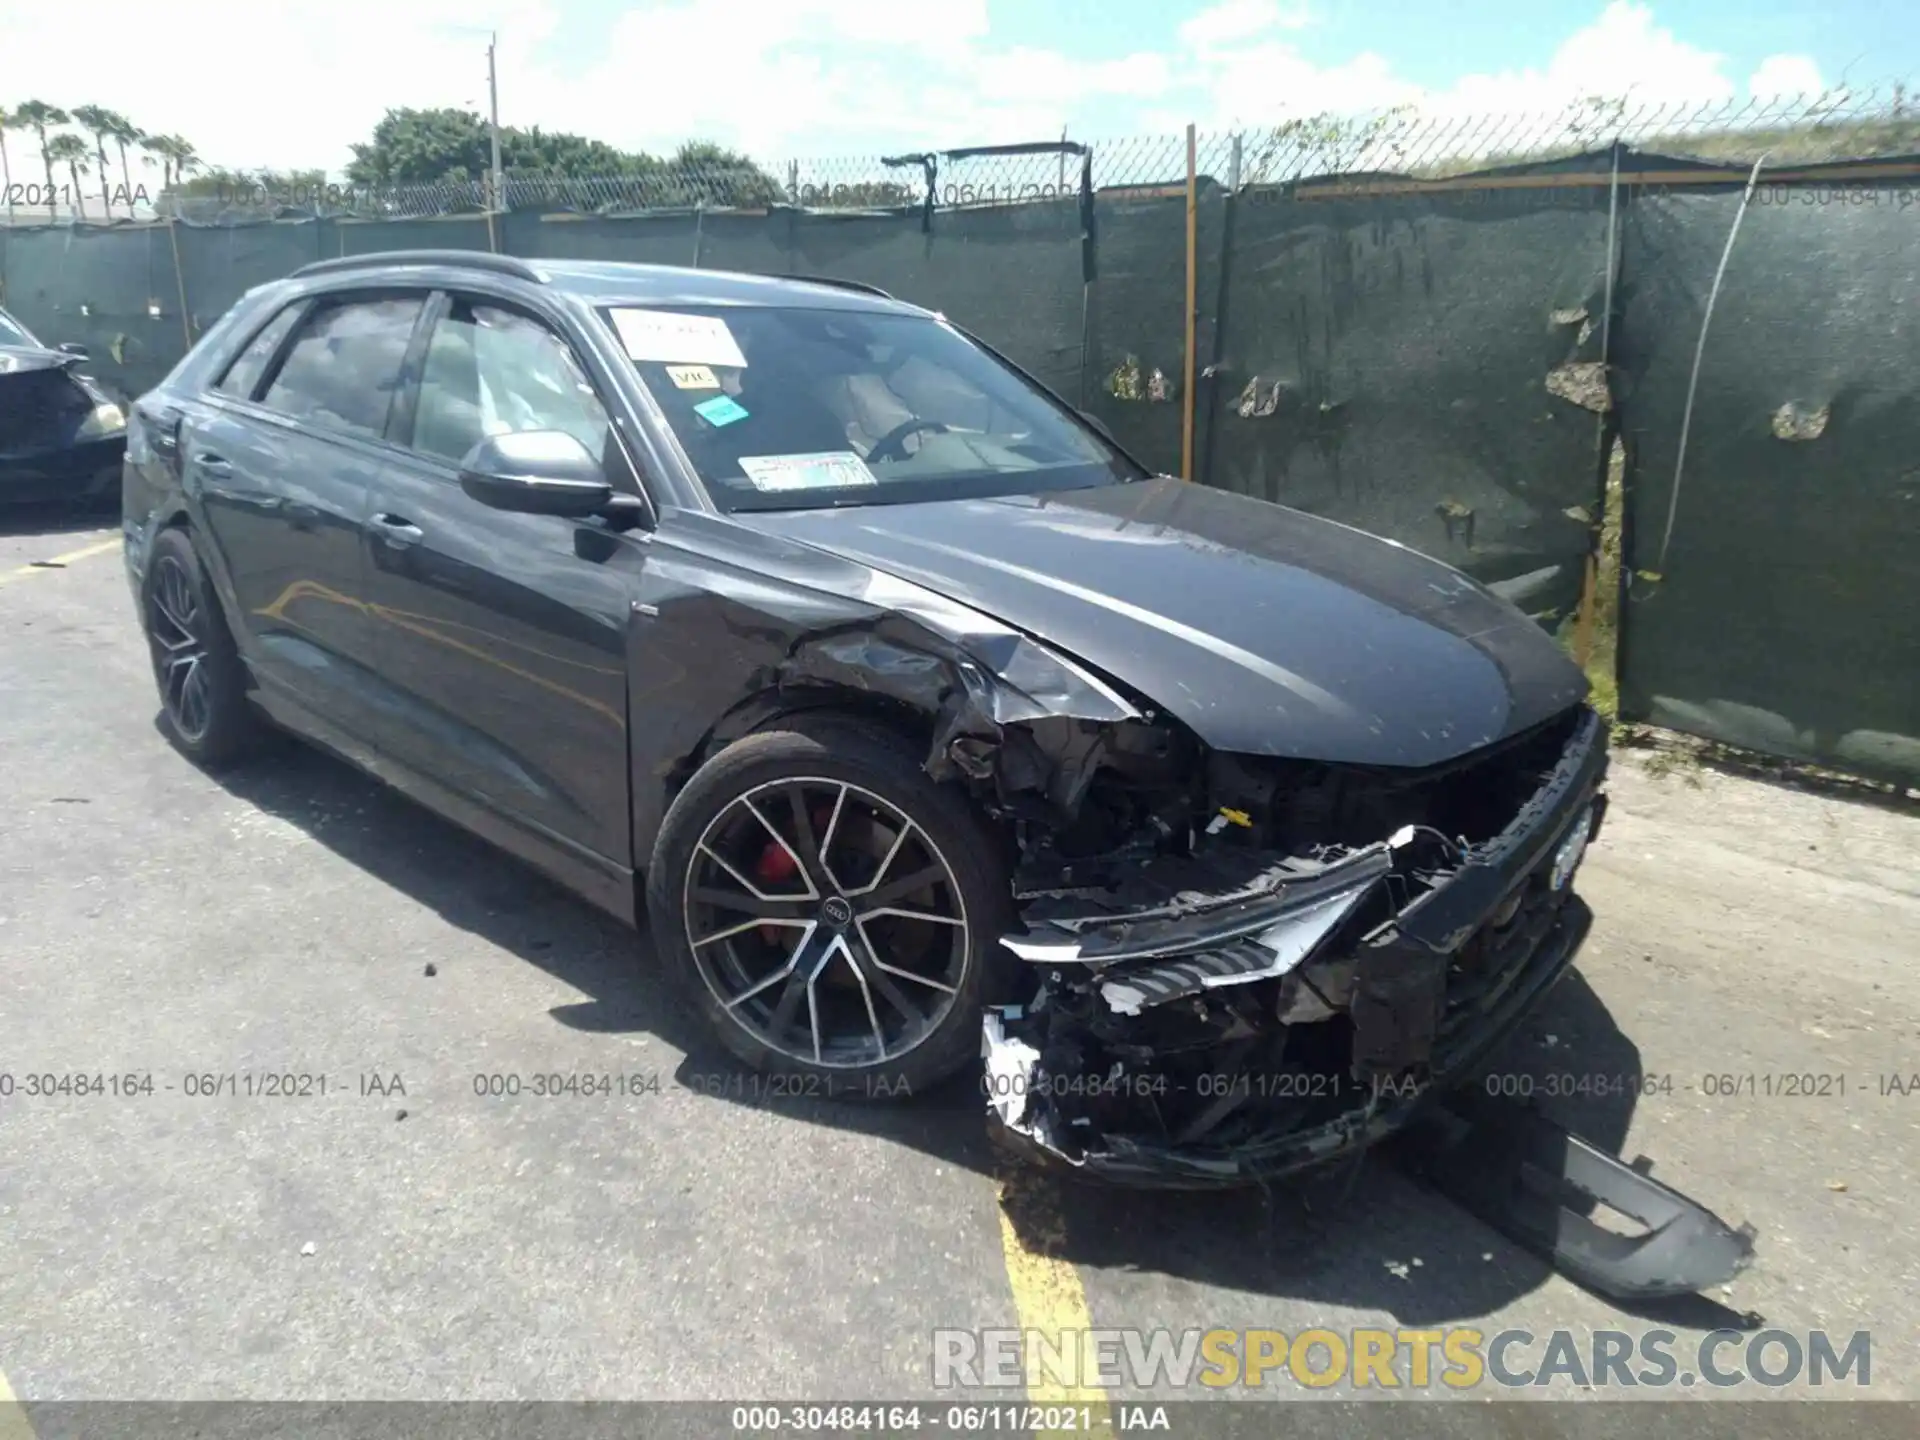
260, 296, 424, 440
215, 303, 305, 400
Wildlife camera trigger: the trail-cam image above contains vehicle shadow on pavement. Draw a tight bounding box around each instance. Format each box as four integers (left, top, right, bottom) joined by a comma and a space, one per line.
0, 499, 118, 539
205, 730, 1753, 1331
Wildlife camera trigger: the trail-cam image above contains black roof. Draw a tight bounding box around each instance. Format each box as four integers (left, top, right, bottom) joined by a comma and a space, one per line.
288, 250, 917, 315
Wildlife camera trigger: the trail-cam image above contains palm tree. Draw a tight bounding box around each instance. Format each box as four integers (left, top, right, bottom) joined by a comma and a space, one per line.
47, 133, 92, 220
12, 100, 69, 220
138, 132, 170, 187
169, 135, 201, 183
70, 105, 125, 214
0, 106, 14, 222
142, 134, 200, 192
106, 113, 144, 212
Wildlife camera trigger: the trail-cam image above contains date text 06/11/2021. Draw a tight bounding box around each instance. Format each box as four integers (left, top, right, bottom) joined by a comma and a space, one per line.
0, 1072, 405, 1098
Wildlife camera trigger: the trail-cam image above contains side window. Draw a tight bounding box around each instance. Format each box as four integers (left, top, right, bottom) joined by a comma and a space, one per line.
213, 303, 303, 399
259, 295, 424, 440
412, 299, 610, 465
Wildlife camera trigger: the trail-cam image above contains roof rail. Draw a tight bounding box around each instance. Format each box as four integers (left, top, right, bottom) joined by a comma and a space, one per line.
291, 250, 545, 282
782, 274, 894, 300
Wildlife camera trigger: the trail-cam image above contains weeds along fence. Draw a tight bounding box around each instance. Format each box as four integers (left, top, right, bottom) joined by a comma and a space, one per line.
2, 89, 1916, 786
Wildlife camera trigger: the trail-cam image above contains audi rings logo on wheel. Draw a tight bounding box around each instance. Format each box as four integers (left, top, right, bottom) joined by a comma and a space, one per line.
822, 896, 854, 927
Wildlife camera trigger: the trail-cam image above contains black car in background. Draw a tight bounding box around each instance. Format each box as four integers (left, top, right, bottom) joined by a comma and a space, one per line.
0, 306, 128, 505
120, 250, 1607, 1189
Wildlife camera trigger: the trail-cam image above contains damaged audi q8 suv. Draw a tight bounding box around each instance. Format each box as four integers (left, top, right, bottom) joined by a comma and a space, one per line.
122, 251, 1605, 1188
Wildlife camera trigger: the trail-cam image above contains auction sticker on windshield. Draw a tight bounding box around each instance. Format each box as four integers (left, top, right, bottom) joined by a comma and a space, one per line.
738, 452, 878, 492
609, 308, 747, 368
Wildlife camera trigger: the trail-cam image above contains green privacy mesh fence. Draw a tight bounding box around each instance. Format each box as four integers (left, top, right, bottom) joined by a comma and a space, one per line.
3, 102, 1916, 784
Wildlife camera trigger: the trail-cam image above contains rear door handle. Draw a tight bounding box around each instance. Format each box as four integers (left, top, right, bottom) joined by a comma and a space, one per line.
193, 451, 232, 475
368, 512, 425, 547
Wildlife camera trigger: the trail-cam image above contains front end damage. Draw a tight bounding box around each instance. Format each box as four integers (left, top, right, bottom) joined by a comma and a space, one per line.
984, 702, 1611, 1187
763, 573, 1751, 1299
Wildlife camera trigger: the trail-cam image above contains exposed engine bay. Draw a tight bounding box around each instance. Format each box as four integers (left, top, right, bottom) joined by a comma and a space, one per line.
971, 700, 1610, 1186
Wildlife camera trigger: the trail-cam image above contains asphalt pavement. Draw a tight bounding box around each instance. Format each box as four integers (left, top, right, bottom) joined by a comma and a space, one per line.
1, 502, 1915, 1429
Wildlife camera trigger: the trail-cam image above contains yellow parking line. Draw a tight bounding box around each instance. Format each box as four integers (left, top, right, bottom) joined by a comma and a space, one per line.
0, 535, 123, 587
0, 1364, 36, 1440
996, 1169, 1114, 1436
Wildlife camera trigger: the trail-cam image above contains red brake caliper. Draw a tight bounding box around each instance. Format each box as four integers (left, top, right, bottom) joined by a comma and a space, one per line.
752, 807, 835, 944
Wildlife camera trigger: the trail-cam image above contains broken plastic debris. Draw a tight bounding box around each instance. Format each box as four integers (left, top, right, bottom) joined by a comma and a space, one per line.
300, 1241, 317, 1256
982, 1010, 1042, 1130
1096, 887, 1368, 1016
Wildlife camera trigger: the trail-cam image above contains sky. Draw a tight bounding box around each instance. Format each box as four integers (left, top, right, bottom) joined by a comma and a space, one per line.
0, 0, 1911, 177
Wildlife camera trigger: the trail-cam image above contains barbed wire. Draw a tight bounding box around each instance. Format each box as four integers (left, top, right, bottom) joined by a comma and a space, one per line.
4, 84, 1912, 227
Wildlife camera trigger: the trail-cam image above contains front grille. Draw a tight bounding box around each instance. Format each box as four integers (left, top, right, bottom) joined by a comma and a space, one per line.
0, 370, 88, 453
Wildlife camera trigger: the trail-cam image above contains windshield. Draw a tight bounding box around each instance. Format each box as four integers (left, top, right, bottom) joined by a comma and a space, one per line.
0, 309, 42, 348
601, 304, 1145, 511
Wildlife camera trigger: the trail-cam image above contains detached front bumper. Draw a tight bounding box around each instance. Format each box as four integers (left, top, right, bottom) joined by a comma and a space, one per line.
985, 708, 1610, 1190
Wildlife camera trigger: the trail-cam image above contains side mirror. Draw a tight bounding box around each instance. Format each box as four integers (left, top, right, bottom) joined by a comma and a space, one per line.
58, 342, 89, 359
458, 430, 619, 519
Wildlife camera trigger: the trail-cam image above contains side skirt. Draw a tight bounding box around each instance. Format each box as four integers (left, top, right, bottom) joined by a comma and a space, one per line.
250, 681, 639, 928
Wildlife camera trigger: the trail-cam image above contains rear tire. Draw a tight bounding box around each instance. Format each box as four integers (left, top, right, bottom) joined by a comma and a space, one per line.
647, 713, 1013, 1099
142, 526, 260, 768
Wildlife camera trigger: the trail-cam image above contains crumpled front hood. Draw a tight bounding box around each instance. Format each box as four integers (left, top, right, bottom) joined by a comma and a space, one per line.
736, 477, 1587, 767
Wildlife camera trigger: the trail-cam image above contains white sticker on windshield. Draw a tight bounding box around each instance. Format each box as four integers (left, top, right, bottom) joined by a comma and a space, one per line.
609, 308, 747, 369
737, 452, 879, 493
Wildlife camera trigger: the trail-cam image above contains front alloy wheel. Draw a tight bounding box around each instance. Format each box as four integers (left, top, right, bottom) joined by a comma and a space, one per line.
684, 776, 970, 1068
649, 714, 1012, 1096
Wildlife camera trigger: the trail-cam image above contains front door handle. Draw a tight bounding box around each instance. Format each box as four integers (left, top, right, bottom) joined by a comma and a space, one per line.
368, 512, 425, 547
192, 451, 232, 475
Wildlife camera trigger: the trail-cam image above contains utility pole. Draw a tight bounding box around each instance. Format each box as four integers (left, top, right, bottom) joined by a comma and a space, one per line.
483, 32, 506, 251
487, 32, 505, 214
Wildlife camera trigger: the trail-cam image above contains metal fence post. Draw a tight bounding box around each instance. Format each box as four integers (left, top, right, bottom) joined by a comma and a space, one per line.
1181, 124, 1198, 482
1228, 132, 1243, 193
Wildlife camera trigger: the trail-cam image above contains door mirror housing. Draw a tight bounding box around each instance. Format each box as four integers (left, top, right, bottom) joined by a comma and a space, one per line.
458, 430, 621, 519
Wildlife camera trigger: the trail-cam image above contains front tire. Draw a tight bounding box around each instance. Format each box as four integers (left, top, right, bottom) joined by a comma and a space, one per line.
647, 714, 1013, 1099
142, 526, 259, 768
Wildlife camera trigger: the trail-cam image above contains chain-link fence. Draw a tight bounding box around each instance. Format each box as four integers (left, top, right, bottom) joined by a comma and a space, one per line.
9, 84, 1907, 226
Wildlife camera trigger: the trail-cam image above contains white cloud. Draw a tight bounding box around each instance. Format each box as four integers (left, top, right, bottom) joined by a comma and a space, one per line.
0, 0, 1848, 181
1178, 0, 1312, 53
1748, 54, 1826, 100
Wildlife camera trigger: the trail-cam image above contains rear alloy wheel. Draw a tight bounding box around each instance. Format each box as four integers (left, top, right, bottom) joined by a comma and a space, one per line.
648, 716, 1011, 1097
143, 527, 259, 767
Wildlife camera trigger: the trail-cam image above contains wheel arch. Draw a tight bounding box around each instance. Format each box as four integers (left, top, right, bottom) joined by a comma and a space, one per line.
640, 680, 955, 883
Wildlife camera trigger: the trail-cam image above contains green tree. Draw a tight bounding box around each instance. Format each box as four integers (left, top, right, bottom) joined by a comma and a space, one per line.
140, 133, 199, 189
106, 113, 146, 211
345, 107, 782, 208
46, 132, 91, 219
70, 105, 124, 214
173, 166, 336, 211
12, 100, 69, 219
